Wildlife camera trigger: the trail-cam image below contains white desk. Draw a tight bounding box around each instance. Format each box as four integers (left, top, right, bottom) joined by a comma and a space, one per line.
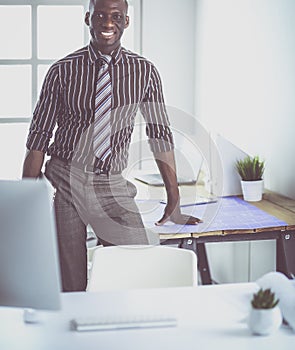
0, 283, 294, 350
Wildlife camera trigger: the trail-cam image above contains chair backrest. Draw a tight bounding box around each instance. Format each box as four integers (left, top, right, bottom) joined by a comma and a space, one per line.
87, 245, 198, 291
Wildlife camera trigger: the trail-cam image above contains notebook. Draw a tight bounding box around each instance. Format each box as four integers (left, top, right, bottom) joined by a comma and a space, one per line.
135, 173, 197, 187
160, 195, 217, 207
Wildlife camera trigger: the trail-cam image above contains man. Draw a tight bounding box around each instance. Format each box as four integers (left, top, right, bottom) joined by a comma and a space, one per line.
23, 0, 201, 292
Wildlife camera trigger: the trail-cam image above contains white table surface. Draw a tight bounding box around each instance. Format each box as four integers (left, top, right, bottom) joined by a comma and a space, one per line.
0, 283, 294, 350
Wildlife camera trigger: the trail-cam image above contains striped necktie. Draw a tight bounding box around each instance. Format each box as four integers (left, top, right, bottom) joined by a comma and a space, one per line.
93, 55, 112, 161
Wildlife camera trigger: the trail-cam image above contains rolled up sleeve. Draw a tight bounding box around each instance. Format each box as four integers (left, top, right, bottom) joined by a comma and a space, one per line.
26, 65, 61, 152
140, 64, 174, 153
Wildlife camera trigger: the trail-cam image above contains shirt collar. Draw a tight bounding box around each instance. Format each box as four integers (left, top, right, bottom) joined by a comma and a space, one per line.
88, 41, 122, 65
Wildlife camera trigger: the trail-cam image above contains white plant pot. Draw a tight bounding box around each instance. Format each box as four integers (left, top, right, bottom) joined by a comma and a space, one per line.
248, 306, 282, 335
241, 180, 264, 202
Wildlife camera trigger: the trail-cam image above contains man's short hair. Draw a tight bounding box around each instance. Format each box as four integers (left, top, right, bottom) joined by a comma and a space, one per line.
89, 0, 129, 12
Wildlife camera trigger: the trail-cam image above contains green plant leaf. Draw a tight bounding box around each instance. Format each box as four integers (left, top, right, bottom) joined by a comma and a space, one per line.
235, 155, 265, 181
251, 288, 279, 309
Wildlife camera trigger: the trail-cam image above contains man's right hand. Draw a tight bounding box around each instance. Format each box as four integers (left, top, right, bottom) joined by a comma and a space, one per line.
22, 150, 45, 178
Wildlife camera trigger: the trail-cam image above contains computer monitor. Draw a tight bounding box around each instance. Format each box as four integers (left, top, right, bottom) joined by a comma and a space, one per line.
0, 179, 61, 313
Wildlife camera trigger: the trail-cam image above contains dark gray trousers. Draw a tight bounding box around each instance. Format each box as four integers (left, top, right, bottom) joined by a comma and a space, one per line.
45, 157, 149, 292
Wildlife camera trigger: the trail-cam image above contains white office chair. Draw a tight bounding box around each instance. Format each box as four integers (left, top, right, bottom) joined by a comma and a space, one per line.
86, 245, 198, 291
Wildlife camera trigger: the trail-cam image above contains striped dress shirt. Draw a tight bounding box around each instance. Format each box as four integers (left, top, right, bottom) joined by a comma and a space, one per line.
26, 43, 174, 173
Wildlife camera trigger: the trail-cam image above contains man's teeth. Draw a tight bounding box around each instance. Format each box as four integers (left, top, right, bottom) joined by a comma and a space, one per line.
102, 32, 114, 37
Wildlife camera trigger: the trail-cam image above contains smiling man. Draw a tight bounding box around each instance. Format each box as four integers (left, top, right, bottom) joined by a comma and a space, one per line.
85, 0, 129, 54
23, 0, 201, 292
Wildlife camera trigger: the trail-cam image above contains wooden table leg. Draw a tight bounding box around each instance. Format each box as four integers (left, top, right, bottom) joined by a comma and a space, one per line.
180, 238, 212, 285
277, 230, 295, 279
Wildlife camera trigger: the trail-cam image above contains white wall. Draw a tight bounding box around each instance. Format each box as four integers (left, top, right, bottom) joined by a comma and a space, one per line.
195, 0, 295, 200
141, 0, 295, 199
130, 0, 198, 175
142, 0, 196, 130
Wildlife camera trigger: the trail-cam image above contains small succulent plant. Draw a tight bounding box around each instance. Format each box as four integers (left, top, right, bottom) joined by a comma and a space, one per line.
235, 155, 265, 181
251, 288, 279, 309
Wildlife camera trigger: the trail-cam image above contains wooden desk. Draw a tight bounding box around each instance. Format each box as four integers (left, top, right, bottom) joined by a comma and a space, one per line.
134, 179, 295, 285
160, 191, 295, 285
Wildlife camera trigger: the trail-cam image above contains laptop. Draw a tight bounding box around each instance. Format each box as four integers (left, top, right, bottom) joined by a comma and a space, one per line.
133, 144, 217, 205
134, 143, 204, 187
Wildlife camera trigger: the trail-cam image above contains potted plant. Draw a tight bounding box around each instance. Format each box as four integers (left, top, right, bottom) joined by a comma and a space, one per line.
235, 155, 265, 201
248, 288, 282, 335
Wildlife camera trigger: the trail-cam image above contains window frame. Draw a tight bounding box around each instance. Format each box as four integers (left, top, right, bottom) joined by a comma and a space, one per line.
0, 0, 141, 123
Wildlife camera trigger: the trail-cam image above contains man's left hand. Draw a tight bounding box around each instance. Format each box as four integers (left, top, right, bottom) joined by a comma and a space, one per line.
153, 150, 203, 226
155, 202, 203, 226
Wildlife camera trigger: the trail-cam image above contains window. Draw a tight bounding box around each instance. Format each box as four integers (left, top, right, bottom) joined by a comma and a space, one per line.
0, 0, 140, 179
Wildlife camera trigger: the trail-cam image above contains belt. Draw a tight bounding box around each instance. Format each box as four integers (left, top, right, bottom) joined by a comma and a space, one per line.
51, 156, 120, 176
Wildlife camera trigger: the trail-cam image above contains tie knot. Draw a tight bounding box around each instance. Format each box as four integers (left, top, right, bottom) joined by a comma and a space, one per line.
100, 55, 112, 67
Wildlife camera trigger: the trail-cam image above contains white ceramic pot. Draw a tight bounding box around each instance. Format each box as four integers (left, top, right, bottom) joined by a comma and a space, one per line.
248, 306, 282, 335
241, 180, 264, 202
